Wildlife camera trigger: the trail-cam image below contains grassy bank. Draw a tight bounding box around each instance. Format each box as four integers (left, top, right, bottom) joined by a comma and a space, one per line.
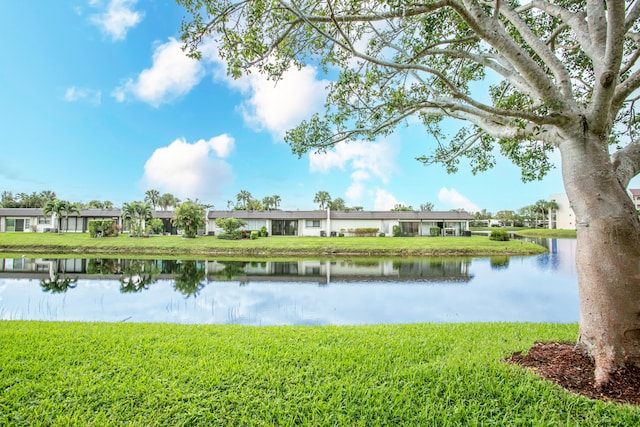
0, 321, 638, 425
515, 228, 577, 238
0, 232, 546, 257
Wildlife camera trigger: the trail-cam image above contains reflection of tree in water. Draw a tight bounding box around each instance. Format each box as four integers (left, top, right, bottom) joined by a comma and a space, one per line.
119, 259, 159, 293
215, 261, 247, 280
490, 256, 510, 269
173, 260, 206, 297
87, 258, 123, 275
39, 259, 78, 293
159, 259, 181, 274
40, 273, 78, 293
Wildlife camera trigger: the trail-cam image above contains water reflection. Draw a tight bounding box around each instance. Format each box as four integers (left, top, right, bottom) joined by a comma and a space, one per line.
173, 260, 206, 297
40, 273, 78, 293
0, 257, 473, 285
0, 239, 578, 325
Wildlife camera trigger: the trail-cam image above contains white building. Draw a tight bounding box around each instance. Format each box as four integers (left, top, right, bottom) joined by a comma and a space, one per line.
207, 209, 474, 237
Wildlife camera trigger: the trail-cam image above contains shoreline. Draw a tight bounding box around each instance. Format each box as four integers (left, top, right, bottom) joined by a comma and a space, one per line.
0, 231, 567, 258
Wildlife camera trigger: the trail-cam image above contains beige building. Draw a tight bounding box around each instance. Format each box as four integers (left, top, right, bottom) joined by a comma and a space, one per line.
630, 189, 640, 211
548, 193, 575, 230
549, 189, 640, 230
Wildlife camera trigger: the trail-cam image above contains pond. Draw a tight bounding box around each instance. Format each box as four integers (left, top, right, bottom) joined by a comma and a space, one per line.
0, 238, 577, 325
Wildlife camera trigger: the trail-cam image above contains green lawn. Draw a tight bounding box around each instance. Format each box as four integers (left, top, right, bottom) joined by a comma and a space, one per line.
0, 232, 546, 257
515, 228, 577, 238
0, 321, 637, 426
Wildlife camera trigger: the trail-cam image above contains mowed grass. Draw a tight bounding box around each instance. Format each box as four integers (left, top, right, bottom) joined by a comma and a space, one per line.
0, 232, 546, 257
515, 228, 577, 238
0, 322, 638, 426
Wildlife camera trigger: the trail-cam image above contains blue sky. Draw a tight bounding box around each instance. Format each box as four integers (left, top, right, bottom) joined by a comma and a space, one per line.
2, 0, 622, 214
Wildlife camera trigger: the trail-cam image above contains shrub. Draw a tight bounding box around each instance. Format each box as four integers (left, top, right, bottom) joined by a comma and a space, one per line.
216, 230, 243, 240
214, 217, 248, 234
338, 232, 345, 237
88, 220, 118, 238
378, 232, 385, 237
250, 230, 259, 240
259, 226, 268, 237
147, 218, 164, 235
354, 227, 379, 237
430, 227, 441, 237
392, 225, 402, 237
489, 230, 510, 241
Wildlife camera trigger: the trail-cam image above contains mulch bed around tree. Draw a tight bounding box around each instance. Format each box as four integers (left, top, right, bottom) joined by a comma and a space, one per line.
506, 342, 640, 405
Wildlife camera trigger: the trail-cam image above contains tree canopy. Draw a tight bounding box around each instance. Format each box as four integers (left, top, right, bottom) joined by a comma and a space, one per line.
179, 0, 640, 186
179, 0, 640, 386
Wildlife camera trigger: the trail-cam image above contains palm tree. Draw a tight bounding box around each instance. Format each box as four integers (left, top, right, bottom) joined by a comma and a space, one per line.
272, 195, 281, 210
121, 201, 153, 236
145, 189, 161, 210
262, 196, 274, 210
159, 193, 179, 211
43, 199, 64, 231
545, 200, 560, 228
0, 191, 17, 208
87, 200, 105, 209
172, 201, 206, 238
420, 202, 434, 212
329, 197, 347, 211
247, 198, 263, 211
43, 199, 78, 233
313, 191, 331, 210
39, 190, 57, 205
62, 202, 81, 233
236, 190, 252, 210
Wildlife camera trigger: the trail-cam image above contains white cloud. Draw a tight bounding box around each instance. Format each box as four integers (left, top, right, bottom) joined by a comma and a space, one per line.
199, 42, 328, 138
309, 139, 398, 206
309, 140, 396, 183
64, 86, 102, 105
374, 189, 400, 210
90, 0, 143, 41
142, 135, 235, 200
112, 38, 204, 107
437, 188, 480, 212
237, 67, 329, 137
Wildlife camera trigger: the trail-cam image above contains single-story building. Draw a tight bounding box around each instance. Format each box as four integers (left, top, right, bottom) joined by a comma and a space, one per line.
1, 207, 473, 237
207, 209, 473, 237
0, 208, 122, 233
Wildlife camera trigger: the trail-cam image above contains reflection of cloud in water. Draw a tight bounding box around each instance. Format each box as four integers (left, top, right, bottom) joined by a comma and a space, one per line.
0, 241, 579, 325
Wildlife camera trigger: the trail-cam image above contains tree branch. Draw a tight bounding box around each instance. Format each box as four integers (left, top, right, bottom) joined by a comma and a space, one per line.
613, 139, 640, 188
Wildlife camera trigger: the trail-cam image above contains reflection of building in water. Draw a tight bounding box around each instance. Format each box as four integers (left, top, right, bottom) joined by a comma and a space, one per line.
204, 259, 473, 285
0, 258, 84, 275
0, 257, 473, 285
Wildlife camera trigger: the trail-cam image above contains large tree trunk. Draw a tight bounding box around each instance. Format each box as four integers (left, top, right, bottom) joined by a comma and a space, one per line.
559, 130, 640, 387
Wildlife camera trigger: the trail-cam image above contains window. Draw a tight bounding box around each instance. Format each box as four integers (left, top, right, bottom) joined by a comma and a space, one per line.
400, 222, 419, 236
5, 218, 15, 232
306, 220, 320, 228
38, 217, 50, 225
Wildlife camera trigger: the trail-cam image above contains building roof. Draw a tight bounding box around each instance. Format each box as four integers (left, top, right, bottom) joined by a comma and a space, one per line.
629, 189, 640, 197
208, 210, 326, 220
207, 210, 473, 220
0, 208, 122, 218
1, 208, 473, 221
